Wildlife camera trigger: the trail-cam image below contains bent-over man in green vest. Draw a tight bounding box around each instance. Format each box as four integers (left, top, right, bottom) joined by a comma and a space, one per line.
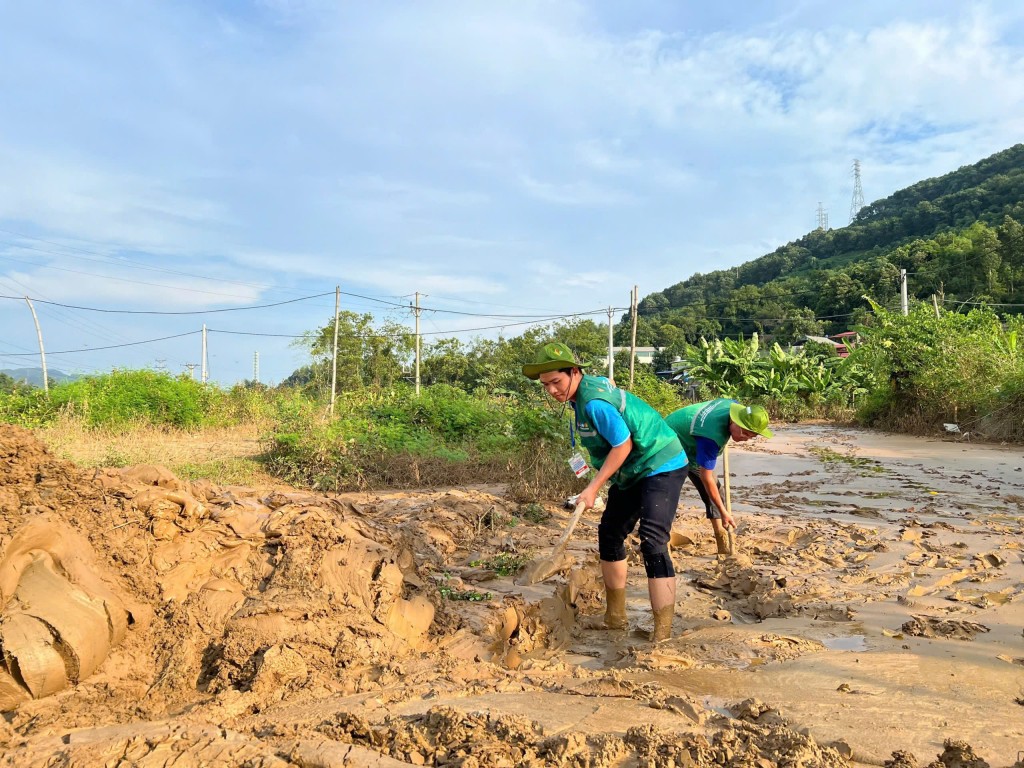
523, 342, 688, 642
665, 399, 773, 554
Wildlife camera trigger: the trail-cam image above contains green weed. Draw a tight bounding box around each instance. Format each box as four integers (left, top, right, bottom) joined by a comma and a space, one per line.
517, 503, 550, 524
809, 446, 885, 474
439, 586, 492, 602
468, 552, 531, 577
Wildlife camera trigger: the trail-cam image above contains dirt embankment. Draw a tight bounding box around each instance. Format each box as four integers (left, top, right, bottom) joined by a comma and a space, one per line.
0, 424, 1020, 766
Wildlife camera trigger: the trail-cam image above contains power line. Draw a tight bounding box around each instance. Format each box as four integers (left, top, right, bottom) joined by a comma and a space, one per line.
339, 288, 627, 319
0, 330, 201, 356
208, 308, 626, 341
0, 289, 625, 321
0, 274, 140, 349
945, 299, 1024, 307
0, 291, 334, 314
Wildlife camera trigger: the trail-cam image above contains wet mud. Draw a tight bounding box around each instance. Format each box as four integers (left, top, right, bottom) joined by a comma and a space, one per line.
1, 424, 1023, 766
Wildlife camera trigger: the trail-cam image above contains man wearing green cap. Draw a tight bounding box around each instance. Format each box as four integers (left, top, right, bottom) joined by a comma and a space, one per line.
523, 341, 688, 642
665, 399, 773, 554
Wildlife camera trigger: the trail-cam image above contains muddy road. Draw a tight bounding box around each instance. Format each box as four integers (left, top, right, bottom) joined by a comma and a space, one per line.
0, 423, 1021, 766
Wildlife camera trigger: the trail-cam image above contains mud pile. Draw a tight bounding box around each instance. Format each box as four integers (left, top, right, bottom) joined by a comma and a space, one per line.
0, 428, 578, 764
0, 426, 1015, 766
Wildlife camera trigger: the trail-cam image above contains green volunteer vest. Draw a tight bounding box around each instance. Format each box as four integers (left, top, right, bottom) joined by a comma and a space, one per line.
573, 375, 683, 488
665, 398, 733, 468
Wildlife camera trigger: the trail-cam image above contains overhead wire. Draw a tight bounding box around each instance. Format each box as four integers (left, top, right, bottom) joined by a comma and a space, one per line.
0, 274, 139, 348
0, 330, 201, 356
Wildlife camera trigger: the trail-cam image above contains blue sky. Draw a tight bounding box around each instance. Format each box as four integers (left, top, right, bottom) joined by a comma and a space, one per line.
2, 1, 1024, 384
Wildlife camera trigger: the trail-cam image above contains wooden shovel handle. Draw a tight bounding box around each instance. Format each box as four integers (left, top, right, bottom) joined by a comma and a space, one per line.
724, 443, 735, 555
555, 502, 587, 549
723, 443, 732, 516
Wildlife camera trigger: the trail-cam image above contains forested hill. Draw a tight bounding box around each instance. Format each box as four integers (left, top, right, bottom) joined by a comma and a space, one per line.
635, 143, 1024, 353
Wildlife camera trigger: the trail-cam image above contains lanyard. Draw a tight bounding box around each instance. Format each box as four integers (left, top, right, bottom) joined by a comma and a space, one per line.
562, 399, 577, 448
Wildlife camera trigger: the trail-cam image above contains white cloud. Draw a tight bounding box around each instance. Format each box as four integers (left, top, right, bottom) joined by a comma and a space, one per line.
3, 1, 1024, 382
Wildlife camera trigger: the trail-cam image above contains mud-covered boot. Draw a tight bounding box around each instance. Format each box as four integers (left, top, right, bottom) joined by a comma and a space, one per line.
583, 587, 628, 630
713, 524, 731, 556
651, 604, 674, 642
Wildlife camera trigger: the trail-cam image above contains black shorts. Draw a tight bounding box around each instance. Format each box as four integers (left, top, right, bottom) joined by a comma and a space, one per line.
597, 467, 686, 564
687, 467, 722, 520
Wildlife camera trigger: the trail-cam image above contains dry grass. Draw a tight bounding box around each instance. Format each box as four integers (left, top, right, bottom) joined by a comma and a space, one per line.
36, 415, 276, 486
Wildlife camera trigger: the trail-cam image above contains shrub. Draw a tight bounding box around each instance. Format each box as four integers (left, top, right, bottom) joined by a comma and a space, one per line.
263, 384, 580, 500
46, 370, 216, 429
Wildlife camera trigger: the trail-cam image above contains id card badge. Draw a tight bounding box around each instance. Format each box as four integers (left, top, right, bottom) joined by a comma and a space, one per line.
568, 452, 590, 478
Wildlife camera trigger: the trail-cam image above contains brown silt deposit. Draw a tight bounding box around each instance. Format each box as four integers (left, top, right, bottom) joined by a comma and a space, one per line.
0, 424, 1023, 766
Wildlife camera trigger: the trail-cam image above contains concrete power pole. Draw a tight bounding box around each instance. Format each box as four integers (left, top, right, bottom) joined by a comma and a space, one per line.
849, 159, 865, 224
24, 297, 48, 396
414, 291, 421, 396
606, 306, 615, 383
628, 285, 638, 389
184, 363, 198, 380
330, 286, 340, 416
201, 324, 208, 383
253, 351, 260, 384
900, 269, 909, 316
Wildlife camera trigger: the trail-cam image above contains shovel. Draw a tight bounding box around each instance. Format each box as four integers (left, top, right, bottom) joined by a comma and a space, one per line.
723, 443, 735, 556
516, 502, 586, 585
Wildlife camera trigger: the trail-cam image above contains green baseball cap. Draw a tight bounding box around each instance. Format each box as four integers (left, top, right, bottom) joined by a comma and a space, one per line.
522, 342, 590, 380
729, 403, 773, 438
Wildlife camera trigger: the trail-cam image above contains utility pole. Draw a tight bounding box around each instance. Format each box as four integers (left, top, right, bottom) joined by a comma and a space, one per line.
606, 306, 615, 383
253, 351, 260, 384
931, 294, 940, 319
184, 363, 198, 380
330, 285, 340, 416
414, 291, 421, 396
24, 297, 48, 396
849, 159, 865, 224
900, 269, 909, 316
201, 324, 208, 383
628, 285, 638, 389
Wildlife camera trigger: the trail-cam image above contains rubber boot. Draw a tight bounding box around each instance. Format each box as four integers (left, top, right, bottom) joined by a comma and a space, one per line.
583, 587, 628, 629
604, 587, 628, 629
651, 604, 674, 643
712, 521, 731, 556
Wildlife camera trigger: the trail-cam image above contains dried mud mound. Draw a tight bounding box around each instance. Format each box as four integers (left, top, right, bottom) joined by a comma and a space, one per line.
318, 703, 851, 767
0, 426, 138, 710
0, 428, 577, 765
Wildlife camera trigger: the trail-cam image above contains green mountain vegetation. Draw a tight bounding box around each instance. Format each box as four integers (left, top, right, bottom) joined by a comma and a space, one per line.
632, 143, 1024, 367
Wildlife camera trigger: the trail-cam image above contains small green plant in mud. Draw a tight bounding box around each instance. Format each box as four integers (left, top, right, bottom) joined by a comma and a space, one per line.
808, 446, 886, 474
100, 447, 132, 468
517, 502, 550, 524
468, 552, 531, 577
439, 585, 492, 602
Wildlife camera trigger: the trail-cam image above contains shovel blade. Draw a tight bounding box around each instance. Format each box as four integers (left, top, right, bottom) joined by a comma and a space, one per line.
515, 550, 573, 585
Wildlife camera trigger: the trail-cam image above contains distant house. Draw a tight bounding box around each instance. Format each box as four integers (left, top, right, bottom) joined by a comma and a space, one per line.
830, 331, 859, 358
593, 346, 663, 367
803, 334, 849, 357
